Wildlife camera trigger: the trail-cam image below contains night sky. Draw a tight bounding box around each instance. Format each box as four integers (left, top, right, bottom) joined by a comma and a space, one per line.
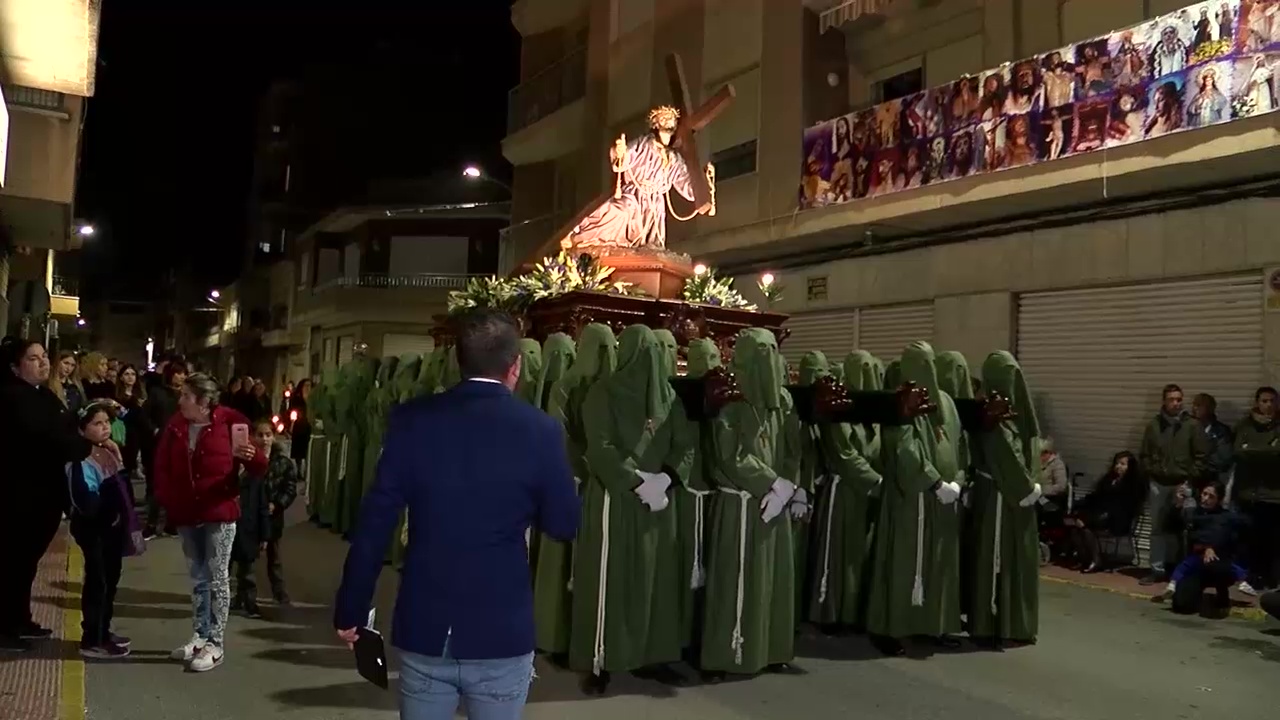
75, 0, 519, 301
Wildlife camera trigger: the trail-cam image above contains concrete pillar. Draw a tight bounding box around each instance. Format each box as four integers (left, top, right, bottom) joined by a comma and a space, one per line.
932, 291, 1015, 377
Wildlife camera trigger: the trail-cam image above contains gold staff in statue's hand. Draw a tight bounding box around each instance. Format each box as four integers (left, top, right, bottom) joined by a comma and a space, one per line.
705, 162, 717, 217
612, 134, 629, 199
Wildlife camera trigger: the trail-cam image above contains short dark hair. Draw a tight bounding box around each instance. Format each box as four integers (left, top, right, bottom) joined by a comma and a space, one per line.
1256, 386, 1278, 401
1193, 393, 1217, 414
454, 309, 521, 380
1162, 383, 1182, 398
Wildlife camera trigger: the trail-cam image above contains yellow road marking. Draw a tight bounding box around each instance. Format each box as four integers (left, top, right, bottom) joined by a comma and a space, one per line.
1040, 572, 1267, 621
59, 543, 85, 720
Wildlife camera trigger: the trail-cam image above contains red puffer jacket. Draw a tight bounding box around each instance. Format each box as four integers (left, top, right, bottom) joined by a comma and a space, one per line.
154, 405, 268, 527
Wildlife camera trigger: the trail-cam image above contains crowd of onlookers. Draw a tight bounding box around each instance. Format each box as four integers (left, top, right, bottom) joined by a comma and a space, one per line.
1038, 383, 1280, 618
0, 338, 307, 671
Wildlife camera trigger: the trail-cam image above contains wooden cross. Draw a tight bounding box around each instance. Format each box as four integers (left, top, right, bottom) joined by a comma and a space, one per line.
518, 52, 736, 271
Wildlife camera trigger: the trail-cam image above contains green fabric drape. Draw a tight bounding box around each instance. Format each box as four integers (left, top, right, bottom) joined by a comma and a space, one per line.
865, 341, 965, 640
936, 351, 974, 400
393, 354, 422, 403
808, 350, 884, 627
967, 351, 1042, 642
334, 357, 378, 534
516, 339, 543, 406
653, 329, 679, 378
438, 347, 462, 392
305, 371, 335, 521
700, 328, 801, 674
568, 325, 694, 675
318, 368, 347, 528
536, 333, 576, 412
415, 345, 447, 397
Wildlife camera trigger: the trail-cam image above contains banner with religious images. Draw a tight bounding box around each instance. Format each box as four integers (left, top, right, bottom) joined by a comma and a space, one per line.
799, 0, 1280, 210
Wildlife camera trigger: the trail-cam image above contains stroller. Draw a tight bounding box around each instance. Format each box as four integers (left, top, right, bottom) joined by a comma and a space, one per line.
1036, 472, 1084, 566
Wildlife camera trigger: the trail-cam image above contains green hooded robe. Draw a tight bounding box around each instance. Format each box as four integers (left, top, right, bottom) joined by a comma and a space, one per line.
653, 329, 679, 378
336, 356, 378, 534
569, 325, 694, 675
968, 351, 1042, 643
319, 368, 347, 528
515, 339, 543, 406
415, 345, 447, 397
437, 347, 462, 392
700, 328, 802, 674
536, 333, 577, 411
793, 352, 832, 617
362, 357, 399, 498
533, 324, 616, 656
865, 341, 965, 640
673, 337, 721, 648
808, 350, 884, 627
387, 353, 420, 563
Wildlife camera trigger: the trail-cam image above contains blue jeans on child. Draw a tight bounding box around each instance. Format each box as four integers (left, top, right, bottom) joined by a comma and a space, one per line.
399, 650, 535, 720
1171, 554, 1246, 585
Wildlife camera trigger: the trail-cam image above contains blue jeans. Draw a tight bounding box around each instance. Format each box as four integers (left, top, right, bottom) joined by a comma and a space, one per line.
399, 650, 534, 720
178, 523, 236, 646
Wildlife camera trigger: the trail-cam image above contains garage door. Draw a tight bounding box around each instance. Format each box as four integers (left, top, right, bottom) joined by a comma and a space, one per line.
382, 333, 435, 359
857, 303, 935, 362
1018, 274, 1263, 562
779, 309, 858, 365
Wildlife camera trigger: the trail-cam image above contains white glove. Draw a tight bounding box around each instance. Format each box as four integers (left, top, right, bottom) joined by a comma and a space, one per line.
1019, 483, 1043, 508
760, 478, 796, 523
634, 471, 672, 512
934, 481, 961, 505
789, 488, 810, 520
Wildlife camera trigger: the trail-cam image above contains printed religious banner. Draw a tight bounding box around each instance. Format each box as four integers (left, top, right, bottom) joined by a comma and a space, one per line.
798, 0, 1280, 211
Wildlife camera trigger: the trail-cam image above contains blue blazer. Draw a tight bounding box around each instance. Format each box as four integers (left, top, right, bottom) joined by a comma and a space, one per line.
333, 379, 580, 660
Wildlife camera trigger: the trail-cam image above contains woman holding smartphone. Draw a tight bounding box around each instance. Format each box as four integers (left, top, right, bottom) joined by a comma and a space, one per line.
153, 373, 267, 673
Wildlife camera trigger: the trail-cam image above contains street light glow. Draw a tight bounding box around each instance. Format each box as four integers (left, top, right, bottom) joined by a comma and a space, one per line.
760, 272, 776, 287
462, 166, 482, 178
77, 224, 95, 237
209, 289, 221, 300
694, 263, 708, 276
76, 318, 87, 327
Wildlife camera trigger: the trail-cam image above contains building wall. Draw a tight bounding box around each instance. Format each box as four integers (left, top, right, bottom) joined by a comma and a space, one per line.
388, 236, 470, 275
1, 94, 83, 204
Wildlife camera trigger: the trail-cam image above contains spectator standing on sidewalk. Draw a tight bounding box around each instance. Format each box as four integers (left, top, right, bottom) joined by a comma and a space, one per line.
1138, 384, 1209, 585
154, 373, 267, 673
143, 360, 185, 538
334, 308, 580, 720
1191, 393, 1234, 488
0, 340, 99, 652
1232, 386, 1280, 595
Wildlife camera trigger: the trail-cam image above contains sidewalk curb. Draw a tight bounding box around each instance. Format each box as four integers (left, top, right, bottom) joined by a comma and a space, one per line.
59, 543, 85, 720
1040, 572, 1267, 621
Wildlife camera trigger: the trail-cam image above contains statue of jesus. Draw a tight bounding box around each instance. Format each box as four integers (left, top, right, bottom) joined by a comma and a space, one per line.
564, 105, 716, 252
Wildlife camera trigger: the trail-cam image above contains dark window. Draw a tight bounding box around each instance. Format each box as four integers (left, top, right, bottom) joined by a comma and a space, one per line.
806, 276, 828, 302
710, 139, 758, 182
874, 67, 924, 104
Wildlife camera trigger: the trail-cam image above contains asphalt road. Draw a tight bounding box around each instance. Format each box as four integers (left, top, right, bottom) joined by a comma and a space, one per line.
76, 507, 1280, 720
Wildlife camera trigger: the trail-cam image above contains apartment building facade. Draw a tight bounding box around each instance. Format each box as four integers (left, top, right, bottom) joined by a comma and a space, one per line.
504, 0, 1280, 482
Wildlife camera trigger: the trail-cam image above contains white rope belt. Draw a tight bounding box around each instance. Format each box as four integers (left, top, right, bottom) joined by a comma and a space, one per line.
338, 436, 349, 480
818, 475, 840, 604
305, 433, 325, 486
978, 470, 1001, 616
685, 487, 711, 590
718, 487, 751, 665
591, 490, 612, 676
912, 491, 926, 607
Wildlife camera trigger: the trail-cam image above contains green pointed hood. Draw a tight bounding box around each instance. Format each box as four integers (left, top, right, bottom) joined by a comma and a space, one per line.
686, 338, 721, 379
568, 323, 617, 386
438, 347, 462, 391
731, 328, 783, 410
653, 329, 679, 378
798, 351, 831, 386
899, 342, 939, 402
376, 356, 398, 389
935, 351, 974, 399
515, 338, 543, 405
602, 325, 676, 449
981, 351, 1042, 472
417, 345, 447, 395
843, 350, 881, 391
393, 354, 421, 402
829, 362, 845, 384
536, 333, 576, 410
882, 359, 902, 390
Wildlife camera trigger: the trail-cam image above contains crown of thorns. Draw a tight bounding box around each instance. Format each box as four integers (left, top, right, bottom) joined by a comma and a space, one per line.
648, 105, 680, 130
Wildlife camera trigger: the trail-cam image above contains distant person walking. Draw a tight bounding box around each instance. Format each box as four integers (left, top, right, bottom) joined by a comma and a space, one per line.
154, 373, 267, 673
334, 309, 580, 720
0, 340, 100, 652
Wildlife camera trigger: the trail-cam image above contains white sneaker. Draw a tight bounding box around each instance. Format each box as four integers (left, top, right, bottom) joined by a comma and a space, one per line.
189, 644, 224, 673
170, 635, 206, 662
1238, 581, 1259, 596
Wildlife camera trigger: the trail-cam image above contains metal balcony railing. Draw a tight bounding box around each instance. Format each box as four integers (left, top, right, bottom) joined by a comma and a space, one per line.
315, 273, 479, 291
507, 47, 587, 135
499, 212, 570, 274
51, 275, 79, 297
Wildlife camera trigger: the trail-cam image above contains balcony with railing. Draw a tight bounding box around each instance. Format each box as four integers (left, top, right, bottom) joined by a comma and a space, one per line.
507, 47, 587, 135
295, 272, 484, 326
320, 273, 475, 291
498, 212, 569, 275
50, 275, 79, 316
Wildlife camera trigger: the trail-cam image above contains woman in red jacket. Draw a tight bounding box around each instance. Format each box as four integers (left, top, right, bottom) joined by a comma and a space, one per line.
154, 373, 267, 673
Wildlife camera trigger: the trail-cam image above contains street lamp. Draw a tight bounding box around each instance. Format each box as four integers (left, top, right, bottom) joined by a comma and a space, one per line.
209, 289, 221, 300
462, 165, 511, 193
76, 224, 95, 237
76, 317, 87, 327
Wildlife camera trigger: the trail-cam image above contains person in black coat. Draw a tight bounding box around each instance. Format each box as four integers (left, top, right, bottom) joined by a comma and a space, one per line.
0, 339, 103, 652
142, 361, 185, 538
1067, 451, 1148, 572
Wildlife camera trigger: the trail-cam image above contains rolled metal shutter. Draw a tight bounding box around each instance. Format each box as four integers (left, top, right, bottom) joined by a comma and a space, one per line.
382, 333, 435, 358
857, 303, 935, 363
1017, 273, 1263, 563
779, 309, 858, 365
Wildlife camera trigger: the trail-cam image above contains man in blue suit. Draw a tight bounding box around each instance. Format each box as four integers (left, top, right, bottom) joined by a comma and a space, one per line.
335, 309, 580, 720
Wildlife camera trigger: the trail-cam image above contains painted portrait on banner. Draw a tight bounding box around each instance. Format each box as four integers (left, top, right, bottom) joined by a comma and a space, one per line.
923, 135, 949, 184
1001, 113, 1039, 168
799, 121, 834, 208
899, 91, 938, 144
1145, 75, 1188, 137
947, 126, 980, 180
946, 75, 982, 130
1072, 99, 1110, 153
1110, 25, 1155, 87
1106, 85, 1150, 146
1231, 52, 1279, 115
1074, 39, 1115, 99
1238, 0, 1280, 52
1149, 17, 1194, 78
1004, 59, 1045, 114
1041, 48, 1079, 109
902, 141, 927, 190
873, 99, 903, 148
869, 147, 902, 197
978, 67, 1010, 121
1038, 104, 1075, 161
977, 117, 1007, 172
1182, 1, 1241, 63
1185, 60, 1235, 126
